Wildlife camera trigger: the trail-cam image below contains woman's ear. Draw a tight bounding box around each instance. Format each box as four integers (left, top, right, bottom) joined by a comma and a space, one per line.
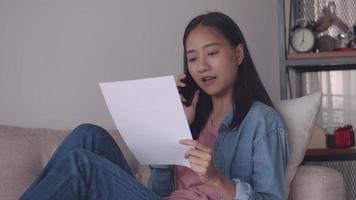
235, 43, 244, 65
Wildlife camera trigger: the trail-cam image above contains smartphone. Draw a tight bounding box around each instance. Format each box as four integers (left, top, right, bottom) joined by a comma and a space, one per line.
178, 73, 199, 107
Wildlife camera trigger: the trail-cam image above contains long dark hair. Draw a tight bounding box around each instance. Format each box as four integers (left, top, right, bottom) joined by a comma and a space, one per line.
183, 12, 273, 139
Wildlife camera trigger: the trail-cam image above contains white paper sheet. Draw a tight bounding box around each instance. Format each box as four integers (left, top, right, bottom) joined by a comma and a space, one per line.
99, 76, 192, 167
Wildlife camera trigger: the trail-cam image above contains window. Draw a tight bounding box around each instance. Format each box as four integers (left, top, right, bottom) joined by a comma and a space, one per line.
303, 70, 356, 131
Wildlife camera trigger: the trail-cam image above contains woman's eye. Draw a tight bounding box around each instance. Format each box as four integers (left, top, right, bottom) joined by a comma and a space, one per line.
208, 51, 218, 56
188, 57, 196, 62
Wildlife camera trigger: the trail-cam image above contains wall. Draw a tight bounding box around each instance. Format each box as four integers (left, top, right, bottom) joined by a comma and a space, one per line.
0, 0, 280, 129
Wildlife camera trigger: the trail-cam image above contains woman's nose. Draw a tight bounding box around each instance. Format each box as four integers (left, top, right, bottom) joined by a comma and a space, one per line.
197, 58, 210, 72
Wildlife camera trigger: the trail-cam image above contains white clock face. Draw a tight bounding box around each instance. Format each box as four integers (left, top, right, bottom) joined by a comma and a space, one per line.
291, 28, 315, 52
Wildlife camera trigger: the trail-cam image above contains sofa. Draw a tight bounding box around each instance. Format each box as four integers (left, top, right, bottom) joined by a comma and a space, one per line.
0, 93, 345, 200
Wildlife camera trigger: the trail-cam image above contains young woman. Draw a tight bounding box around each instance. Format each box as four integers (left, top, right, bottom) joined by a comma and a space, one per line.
20, 12, 290, 200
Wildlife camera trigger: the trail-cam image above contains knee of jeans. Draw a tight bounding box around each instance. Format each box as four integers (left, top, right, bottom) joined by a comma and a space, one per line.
63, 149, 97, 178
66, 149, 92, 166
71, 123, 110, 140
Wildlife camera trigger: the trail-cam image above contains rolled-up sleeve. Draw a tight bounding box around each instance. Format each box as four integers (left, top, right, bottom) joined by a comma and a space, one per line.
218, 178, 252, 200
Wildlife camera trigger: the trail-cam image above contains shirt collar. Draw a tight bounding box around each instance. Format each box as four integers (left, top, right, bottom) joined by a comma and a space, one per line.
219, 106, 235, 131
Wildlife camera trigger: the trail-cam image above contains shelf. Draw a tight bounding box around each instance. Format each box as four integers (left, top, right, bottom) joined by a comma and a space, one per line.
285, 51, 356, 68
288, 51, 356, 60
304, 147, 356, 161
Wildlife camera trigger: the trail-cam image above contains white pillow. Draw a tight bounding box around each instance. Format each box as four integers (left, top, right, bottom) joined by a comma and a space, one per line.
275, 92, 322, 198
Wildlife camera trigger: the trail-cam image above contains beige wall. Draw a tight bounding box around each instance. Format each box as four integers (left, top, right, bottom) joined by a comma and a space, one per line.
0, 0, 280, 129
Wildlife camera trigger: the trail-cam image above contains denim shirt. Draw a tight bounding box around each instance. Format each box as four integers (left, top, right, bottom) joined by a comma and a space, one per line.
148, 101, 290, 200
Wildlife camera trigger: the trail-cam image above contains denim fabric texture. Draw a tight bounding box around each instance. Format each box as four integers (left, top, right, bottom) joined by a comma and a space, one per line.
20, 124, 162, 200
149, 101, 291, 200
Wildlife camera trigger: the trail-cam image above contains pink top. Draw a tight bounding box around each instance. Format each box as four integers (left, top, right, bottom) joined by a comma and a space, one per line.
164, 116, 219, 200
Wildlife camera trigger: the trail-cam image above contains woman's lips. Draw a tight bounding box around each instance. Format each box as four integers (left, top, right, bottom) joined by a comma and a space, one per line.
201, 76, 216, 87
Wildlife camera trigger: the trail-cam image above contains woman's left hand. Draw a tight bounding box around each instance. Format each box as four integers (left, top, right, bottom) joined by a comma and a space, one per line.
179, 139, 221, 186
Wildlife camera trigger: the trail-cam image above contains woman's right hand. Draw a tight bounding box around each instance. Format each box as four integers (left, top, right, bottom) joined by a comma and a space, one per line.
176, 74, 200, 125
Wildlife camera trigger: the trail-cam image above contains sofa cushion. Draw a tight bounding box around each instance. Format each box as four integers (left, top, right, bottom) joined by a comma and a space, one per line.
0, 124, 140, 200
288, 165, 345, 200
275, 92, 322, 198
0, 125, 68, 200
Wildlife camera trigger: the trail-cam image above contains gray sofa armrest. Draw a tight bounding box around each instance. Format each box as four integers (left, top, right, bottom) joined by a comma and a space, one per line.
288, 165, 345, 200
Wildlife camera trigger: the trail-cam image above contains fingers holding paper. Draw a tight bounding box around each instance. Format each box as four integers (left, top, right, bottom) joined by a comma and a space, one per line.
179, 139, 220, 186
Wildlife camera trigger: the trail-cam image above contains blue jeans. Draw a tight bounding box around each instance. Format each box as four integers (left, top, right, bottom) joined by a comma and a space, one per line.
20, 123, 162, 200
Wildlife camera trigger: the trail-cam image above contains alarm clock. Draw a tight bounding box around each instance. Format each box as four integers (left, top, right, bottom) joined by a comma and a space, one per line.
290, 19, 316, 53
290, 26, 316, 53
